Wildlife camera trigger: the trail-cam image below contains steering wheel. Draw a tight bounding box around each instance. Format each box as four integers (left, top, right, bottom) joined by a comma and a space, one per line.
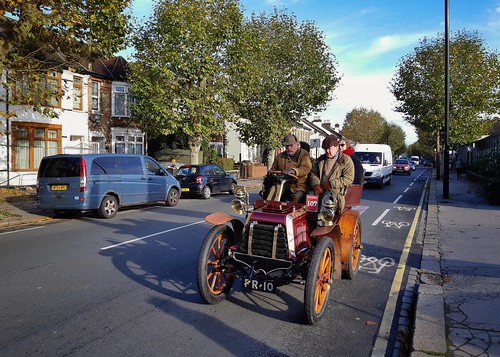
268, 170, 299, 181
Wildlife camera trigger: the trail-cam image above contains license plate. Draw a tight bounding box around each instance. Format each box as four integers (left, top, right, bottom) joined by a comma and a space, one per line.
242, 278, 276, 293
181, 188, 189, 192
51, 185, 67, 191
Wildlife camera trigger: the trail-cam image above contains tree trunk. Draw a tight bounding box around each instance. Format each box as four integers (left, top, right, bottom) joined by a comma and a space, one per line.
188, 136, 202, 165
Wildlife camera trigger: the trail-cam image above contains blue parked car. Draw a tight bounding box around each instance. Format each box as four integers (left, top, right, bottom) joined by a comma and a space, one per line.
175, 164, 237, 199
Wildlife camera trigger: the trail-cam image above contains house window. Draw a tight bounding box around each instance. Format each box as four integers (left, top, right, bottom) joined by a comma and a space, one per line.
13, 72, 62, 108
73, 76, 83, 110
91, 81, 101, 112
12, 122, 61, 170
112, 83, 131, 117
111, 129, 144, 154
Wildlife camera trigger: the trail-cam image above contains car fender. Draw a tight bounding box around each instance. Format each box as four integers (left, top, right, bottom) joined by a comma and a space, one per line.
204, 212, 244, 244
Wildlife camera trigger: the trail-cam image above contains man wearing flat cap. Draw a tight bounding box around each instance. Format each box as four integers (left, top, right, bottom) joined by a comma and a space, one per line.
267, 133, 312, 203
310, 135, 354, 212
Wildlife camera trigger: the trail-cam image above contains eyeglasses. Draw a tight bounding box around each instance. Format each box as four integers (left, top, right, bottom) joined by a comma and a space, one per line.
339, 143, 346, 147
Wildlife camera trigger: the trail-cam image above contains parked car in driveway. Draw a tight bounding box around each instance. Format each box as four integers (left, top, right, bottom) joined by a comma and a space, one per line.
392, 159, 411, 175
175, 164, 237, 199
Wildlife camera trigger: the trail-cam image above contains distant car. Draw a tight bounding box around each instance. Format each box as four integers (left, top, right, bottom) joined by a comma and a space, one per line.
175, 164, 237, 199
393, 159, 411, 175
410, 162, 416, 171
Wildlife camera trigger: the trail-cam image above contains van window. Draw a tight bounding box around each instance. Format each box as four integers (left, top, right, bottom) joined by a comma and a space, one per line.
355, 152, 382, 164
91, 156, 120, 175
38, 157, 81, 178
117, 156, 143, 174
145, 157, 162, 175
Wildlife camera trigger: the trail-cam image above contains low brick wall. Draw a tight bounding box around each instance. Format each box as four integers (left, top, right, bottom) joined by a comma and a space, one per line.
240, 163, 268, 179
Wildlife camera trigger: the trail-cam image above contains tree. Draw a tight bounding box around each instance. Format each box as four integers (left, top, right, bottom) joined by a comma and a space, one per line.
129, 0, 243, 164
341, 107, 387, 144
1, 0, 131, 120
390, 30, 500, 150
380, 122, 406, 156
229, 8, 341, 149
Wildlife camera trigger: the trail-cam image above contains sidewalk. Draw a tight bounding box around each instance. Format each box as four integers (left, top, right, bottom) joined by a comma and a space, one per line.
412, 173, 500, 356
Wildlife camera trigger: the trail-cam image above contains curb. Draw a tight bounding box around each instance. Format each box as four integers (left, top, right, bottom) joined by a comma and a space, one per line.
411, 176, 447, 356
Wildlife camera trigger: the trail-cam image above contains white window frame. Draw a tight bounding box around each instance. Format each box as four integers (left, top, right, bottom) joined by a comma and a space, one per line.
91, 81, 101, 112
111, 128, 144, 154
111, 82, 131, 117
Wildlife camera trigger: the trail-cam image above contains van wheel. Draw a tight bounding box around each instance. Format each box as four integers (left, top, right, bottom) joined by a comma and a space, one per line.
98, 195, 118, 219
201, 186, 211, 199
165, 188, 179, 207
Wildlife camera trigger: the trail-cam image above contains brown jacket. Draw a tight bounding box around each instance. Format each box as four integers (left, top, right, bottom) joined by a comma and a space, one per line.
270, 148, 312, 192
310, 151, 355, 210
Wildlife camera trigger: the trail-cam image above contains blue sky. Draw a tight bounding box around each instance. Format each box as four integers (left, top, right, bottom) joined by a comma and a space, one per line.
123, 0, 500, 145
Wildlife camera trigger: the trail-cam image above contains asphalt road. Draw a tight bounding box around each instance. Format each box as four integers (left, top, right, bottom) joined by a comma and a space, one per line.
0, 168, 430, 357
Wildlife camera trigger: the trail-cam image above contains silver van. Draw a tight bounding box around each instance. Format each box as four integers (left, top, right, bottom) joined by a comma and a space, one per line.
36, 154, 181, 218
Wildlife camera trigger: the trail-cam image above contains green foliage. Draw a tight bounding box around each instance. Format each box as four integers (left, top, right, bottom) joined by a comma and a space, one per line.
129, 0, 243, 150
468, 153, 500, 205
381, 122, 406, 156
390, 30, 500, 150
1, 0, 131, 120
229, 8, 341, 149
342, 108, 386, 143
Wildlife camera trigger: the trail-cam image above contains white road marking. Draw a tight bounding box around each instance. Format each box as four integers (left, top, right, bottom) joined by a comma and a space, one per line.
393, 195, 402, 204
100, 220, 205, 250
372, 209, 390, 226
0, 226, 44, 236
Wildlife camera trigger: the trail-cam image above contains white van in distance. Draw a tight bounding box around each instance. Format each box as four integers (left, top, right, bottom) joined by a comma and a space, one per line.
354, 144, 393, 188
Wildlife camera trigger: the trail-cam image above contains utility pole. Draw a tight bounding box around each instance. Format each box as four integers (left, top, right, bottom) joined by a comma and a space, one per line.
443, 0, 450, 198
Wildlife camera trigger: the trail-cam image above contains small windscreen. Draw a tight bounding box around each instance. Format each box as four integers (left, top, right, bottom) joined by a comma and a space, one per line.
354, 152, 382, 164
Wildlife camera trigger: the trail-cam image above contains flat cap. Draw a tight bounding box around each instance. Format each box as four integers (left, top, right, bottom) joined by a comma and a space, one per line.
322, 135, 339, 149
283, 134, 298, 145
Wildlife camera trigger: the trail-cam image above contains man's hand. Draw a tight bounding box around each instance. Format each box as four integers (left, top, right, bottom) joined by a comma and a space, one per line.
282, 168, 295, 176
320, 182, 331, 191
312, 185, 323, 196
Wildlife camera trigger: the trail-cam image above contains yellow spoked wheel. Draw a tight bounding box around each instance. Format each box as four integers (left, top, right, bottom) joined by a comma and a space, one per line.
304, 237, 334, 325
344, 219, 362, 280
197, 225, 234, 304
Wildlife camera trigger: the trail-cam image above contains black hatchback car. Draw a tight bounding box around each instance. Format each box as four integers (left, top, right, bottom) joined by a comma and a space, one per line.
175, 164, 237, 199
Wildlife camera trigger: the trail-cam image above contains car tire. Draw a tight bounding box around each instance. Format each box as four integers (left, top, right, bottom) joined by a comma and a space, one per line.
98, 195, 118, 219
228, 182, 236, 195
165, 188, 179, 207
197, 225, 235, 304
201, 185, 211, 199
342, 219, 362, 279
304, 237, 334, 325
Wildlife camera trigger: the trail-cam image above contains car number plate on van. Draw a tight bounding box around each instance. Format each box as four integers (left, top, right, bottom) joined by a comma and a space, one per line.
242, 278, 276, 293
181, 188, 189, 192
51, 185, 67, 191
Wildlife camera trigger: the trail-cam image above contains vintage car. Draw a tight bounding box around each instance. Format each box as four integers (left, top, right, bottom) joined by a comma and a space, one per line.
196, 172, 363, 324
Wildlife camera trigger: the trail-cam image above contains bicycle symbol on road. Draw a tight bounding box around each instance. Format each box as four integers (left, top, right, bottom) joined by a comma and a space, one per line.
359, 255, 396, 274
381, 220, 410, 229
393, 206, 416, 211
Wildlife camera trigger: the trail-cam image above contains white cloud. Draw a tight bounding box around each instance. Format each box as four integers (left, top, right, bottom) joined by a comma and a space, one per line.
311, 69, 418, 145
364, 32, 432, 58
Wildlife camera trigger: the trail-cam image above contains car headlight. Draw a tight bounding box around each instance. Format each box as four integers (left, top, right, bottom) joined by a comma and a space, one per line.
319, 195, 338, 226
371, 170, 382, 177
230, 198, 245, 214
